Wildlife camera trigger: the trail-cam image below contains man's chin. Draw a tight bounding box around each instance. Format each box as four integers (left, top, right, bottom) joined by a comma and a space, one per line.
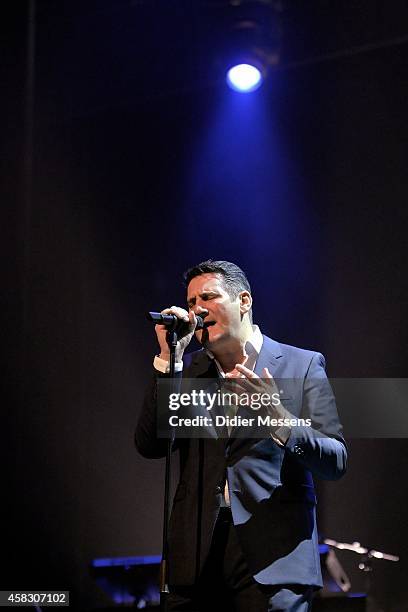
201, 331, 226, 350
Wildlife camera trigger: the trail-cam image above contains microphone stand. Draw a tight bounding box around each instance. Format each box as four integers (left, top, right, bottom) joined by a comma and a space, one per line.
159, 324, 178, 612
146, 311, 204, 610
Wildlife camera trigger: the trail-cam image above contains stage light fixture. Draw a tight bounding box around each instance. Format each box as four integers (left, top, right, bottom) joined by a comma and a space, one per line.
221, 0, 282, 93
226, 63, 263, 93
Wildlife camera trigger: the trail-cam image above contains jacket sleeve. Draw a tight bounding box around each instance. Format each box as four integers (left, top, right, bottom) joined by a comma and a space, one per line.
135, 369, 182, 459
284, 352, 347, 480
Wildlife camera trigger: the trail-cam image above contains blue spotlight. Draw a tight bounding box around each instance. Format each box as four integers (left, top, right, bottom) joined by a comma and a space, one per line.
226, 63, 263, 93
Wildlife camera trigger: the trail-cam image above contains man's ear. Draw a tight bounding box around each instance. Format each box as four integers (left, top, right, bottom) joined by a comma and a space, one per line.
239, 291, 252, 316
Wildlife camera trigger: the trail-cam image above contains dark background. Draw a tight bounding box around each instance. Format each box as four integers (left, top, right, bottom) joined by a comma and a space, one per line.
2, 1, 408, 610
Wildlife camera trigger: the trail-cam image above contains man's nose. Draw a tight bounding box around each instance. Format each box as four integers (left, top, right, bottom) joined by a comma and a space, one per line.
194, 305, 209, 318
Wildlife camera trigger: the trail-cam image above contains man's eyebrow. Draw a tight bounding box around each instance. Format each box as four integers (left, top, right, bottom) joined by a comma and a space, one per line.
187, 290, 218, 305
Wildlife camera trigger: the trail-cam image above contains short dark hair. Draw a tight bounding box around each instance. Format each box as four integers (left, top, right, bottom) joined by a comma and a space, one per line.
183, 260, 252, 300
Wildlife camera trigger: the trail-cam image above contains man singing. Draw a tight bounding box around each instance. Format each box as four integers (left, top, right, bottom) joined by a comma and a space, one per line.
135, 260, 347, 611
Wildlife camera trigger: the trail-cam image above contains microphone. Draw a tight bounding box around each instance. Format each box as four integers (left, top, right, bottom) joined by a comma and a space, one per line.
147, 311, 205, 336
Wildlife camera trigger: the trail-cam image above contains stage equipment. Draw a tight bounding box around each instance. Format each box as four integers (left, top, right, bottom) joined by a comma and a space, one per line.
324, 538, 399, 608
319, 544, 351, 594
226, 63, 263, 93
90, 555, 160, 608
324, 539, 399, 564
208, 0, 282, 92
144, 312, 190, 611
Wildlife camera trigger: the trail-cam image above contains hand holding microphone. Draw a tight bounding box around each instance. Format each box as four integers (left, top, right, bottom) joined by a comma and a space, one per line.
148, 307, 204, 362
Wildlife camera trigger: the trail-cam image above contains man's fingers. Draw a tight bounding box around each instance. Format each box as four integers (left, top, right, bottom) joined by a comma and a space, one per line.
223, 379, 250, 397
235, 364, 258, 379
161, 306, 189, 322
189, 310, 198, 330
235, 364, 274, 381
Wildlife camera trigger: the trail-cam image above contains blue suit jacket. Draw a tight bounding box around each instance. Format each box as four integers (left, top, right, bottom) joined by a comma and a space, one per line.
135, 336, 347, 587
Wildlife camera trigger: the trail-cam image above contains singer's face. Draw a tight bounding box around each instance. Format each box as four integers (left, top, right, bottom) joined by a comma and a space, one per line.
187, 273, 243, 350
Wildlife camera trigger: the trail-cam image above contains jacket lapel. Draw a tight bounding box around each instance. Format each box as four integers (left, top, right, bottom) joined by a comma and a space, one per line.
254, 336, 283, 377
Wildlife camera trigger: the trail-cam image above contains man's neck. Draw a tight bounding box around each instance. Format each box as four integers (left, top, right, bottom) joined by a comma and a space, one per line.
210, 324, 254, 374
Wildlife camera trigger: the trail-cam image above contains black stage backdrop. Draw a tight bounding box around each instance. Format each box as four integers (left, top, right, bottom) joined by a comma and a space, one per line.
2, 2, 408, 610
